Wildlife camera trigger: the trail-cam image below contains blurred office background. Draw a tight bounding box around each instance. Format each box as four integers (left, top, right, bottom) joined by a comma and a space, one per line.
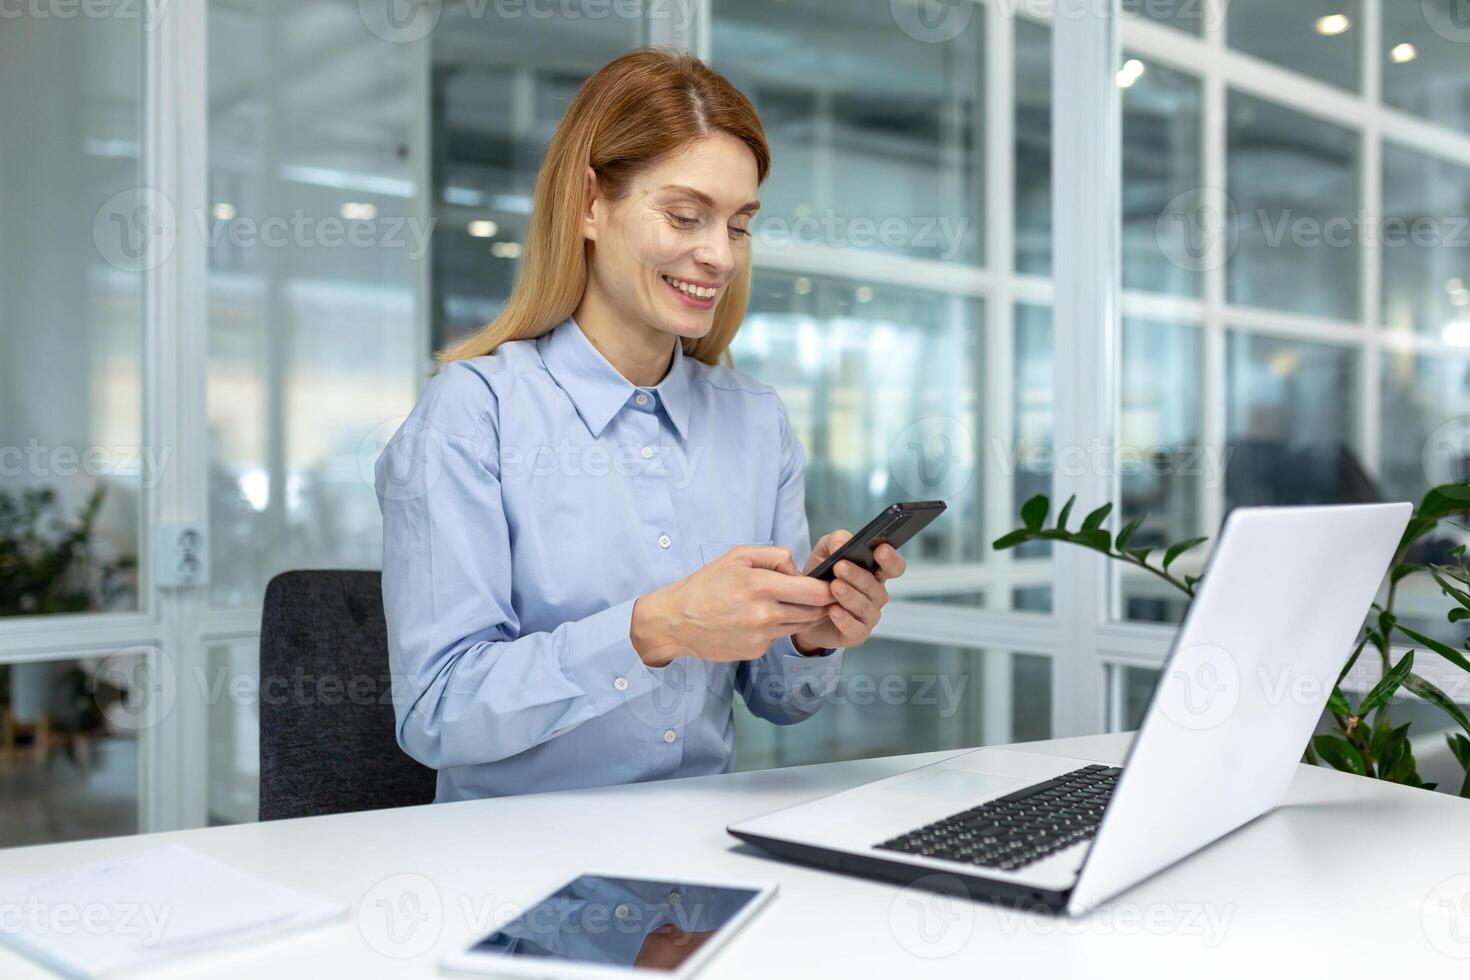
2, 0, 1469, 845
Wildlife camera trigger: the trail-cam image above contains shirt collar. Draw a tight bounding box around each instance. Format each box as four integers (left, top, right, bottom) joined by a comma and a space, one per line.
538, 317, 691, 440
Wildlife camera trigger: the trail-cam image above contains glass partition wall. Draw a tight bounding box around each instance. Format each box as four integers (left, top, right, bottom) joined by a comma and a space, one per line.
1105, 0, 1470, 727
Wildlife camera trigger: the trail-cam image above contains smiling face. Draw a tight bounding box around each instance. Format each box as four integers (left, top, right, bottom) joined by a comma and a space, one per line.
582, 132, 760, 345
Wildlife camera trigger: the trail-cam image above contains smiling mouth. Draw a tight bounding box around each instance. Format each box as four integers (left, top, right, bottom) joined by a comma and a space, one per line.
661, 274, 721, 308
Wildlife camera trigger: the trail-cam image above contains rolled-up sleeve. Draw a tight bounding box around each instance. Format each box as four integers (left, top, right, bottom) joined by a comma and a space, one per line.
736, 395, 843, 725
376, 365, 666, 770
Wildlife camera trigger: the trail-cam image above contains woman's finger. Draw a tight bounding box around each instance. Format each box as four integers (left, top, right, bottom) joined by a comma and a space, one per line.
768, 600, 829, 625
834, 561, 888, 608
831, 574, 878, 623
829, 605, 868, 644
805, 529, 852, 574
872, 544, 907, 583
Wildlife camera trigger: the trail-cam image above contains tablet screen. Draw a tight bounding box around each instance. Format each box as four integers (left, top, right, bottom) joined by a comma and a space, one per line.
468, 875, 762, 972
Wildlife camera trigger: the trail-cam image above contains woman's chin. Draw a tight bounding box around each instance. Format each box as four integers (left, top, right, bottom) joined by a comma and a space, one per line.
658, 309, 716, 341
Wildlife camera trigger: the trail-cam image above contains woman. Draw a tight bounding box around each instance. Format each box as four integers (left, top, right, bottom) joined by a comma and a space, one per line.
376, 48, 906, 802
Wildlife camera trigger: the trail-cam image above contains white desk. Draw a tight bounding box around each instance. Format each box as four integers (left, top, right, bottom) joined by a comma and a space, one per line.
2, 733, 1468, 978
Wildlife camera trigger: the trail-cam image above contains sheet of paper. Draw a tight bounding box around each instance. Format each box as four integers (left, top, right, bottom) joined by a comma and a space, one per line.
0, 843, 345, 978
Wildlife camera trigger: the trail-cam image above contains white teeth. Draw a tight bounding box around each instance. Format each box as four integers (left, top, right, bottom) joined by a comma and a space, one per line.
663, 275, 718, 299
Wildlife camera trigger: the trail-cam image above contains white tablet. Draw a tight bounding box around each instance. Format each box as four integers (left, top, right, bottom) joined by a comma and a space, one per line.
440, 873, 777, 979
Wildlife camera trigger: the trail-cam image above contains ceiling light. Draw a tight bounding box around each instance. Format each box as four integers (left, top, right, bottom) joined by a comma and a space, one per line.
1315, 13, 1351, 36
211, 202, 237, 221
1443, 322, 1470, 347
1117, 58, 1145, 88
1268, 351, 1299, 377
340, 202, 377, 220
490, 241, 522, 259
1389, 42, 1418, 64
467, 220, 498, 238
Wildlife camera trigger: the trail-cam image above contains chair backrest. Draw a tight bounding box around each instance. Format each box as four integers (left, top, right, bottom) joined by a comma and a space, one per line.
258, 569, 436, 820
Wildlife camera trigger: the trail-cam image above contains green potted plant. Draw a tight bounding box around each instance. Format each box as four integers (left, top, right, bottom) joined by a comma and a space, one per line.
0, 485, 135, 617
995, 485, 1470, 796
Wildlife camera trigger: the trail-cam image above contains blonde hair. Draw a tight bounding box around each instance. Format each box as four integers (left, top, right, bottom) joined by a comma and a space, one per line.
437, 48, 771, 368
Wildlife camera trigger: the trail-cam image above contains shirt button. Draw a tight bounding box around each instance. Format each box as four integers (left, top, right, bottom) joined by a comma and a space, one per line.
641, 446, 654, 460
614, 904, 632, 920
657, 533, 672, 549
613, 676, 629, 691
663, 729, 677, 743
634, 392, 650, 406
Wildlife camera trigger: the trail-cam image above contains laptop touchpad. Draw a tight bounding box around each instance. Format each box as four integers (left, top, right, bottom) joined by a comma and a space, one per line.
883, 769, 1026, 803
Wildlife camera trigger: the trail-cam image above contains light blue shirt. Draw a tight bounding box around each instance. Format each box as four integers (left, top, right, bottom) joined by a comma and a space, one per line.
376, 317, 843, 802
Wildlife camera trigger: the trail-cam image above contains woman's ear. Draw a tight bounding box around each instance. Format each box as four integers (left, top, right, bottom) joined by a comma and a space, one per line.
582, 166, 601, 242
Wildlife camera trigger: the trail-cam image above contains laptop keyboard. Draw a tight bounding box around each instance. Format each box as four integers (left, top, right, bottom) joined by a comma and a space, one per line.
875, 764, 1120, 872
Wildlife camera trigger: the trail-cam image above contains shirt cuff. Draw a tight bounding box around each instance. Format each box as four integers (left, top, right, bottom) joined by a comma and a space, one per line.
565, 596, 670, 713
756, 636, 844, 708
777, 635, 839, 659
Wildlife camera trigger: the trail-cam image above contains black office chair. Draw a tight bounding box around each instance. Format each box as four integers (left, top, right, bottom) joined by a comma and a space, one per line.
258, 570, 436, 820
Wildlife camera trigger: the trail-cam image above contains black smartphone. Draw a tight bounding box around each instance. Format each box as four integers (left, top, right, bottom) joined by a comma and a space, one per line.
806, 500, 947, 581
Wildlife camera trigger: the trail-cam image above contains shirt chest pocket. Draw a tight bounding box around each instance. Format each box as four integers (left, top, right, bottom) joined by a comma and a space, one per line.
697, 539, 773, 701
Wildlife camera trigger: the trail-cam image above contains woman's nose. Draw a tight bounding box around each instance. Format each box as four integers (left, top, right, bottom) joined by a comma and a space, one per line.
693, 228, 735, 274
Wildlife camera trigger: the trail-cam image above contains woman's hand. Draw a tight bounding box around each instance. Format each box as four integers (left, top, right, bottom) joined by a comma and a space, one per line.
631, 545, 833, 667
791, 529, 907, 654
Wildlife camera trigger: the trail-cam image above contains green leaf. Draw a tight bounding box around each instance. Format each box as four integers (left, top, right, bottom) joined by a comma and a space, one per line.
1115, 515, 1146, 552
1326, 686, 1352, 717
1435, 563, 1470, 588
1432, 569, 1470, 609
1403, 672, 1470, 740
1081, 502, 1113, 532
1312, 735, 1366, 775
1021, 494, 1049, 532
1371, 720, 1410, 763
1399, 485, 1470, 551
1446, 732, 1470, 770
1381, 736, 1418, 783
992, 529, 1033, 550
1072, 528, 1112, 552
1162, 537, 1209, 573
1056, 495, 1076, 531
1394, 624, 1470, 675
1337, 633, 1370, 689
1184, 574, 1202, 592
1420, 484, 1470, 522
1357, 650, 1413, 717
1391, 562, 1427, 585
1450, 608, 1469, 623
1126, 547, 1154, 563
1377, 609, 1397, 636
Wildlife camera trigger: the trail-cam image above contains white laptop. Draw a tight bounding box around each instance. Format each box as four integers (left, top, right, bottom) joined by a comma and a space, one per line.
728, 503, 1411, 915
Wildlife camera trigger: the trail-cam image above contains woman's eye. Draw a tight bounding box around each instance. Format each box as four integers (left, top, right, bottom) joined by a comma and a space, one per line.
667, 213, 700, 228
729, 225, 751, 239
